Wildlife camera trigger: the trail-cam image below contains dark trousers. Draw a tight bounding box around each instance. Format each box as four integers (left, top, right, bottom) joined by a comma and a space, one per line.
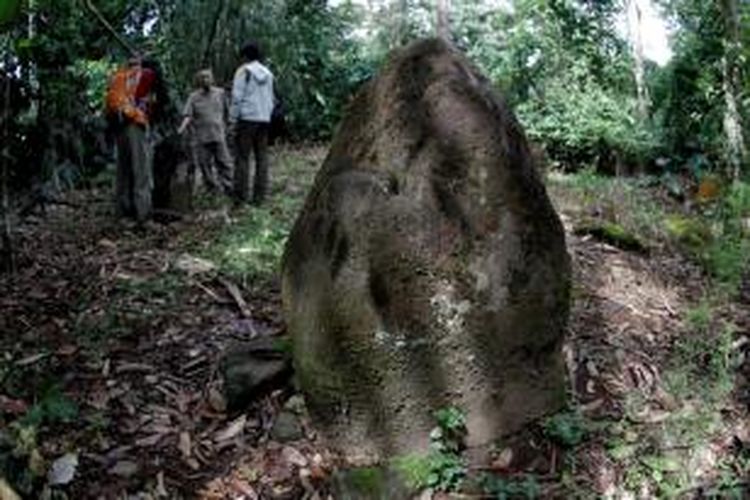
192, 140, 234, 194
115, 123, 152, 221
234, 121, 269, 204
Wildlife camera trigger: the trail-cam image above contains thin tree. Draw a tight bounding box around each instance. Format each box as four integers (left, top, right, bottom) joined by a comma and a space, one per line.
1, 70, 14, 273
626, 0, 649, 121
436, 0, 451, 40
201, 0, 228, 68
719, 0, 747, 180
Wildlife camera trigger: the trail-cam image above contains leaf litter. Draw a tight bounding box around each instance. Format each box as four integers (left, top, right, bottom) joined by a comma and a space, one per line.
1, 146, 748, 498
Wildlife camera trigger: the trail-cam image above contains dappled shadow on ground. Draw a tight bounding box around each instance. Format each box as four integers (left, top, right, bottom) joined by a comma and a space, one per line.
548, 196, 750, 497
0, 147, 337, 498
1, 153, 748, 498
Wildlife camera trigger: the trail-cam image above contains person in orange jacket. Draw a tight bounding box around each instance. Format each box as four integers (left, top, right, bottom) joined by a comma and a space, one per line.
105, 54, 158, 224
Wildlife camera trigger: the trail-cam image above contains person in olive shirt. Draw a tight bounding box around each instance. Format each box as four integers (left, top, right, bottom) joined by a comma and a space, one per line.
178, 69, 233, 195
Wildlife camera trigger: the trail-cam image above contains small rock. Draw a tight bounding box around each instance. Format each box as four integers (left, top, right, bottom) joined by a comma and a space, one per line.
109, 460, 139, 478
283, 395, 306, 414
222, 337, 293, 411
271, 411, 304, 442
491, 448, 513, 470
48, 452, 78, 485
416, 490, 433, 500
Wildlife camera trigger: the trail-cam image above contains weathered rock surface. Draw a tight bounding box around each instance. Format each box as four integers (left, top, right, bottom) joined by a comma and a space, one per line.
281, 38, 570, 462
222, 337, 293, 411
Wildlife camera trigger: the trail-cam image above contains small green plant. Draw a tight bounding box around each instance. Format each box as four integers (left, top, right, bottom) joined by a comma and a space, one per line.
432, 406, 467, 452
684, 301, 713, 332
392, 454, 432, 490
393, 406, 468, 492
543, 410, 587, 447
669, 317, 738, 404
691, 181, 750, 294
664, 215, 712, 250
708, 455, 750, 499
425, 451, 465, 492
482, 473, 541, 500
21, 384, 78, 427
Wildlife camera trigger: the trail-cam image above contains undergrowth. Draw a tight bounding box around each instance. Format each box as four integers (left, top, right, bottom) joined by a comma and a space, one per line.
197, 148, 320, 284
546, 170, 749, 497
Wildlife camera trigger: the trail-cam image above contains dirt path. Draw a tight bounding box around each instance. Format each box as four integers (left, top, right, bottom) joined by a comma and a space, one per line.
1, 148, 748, 498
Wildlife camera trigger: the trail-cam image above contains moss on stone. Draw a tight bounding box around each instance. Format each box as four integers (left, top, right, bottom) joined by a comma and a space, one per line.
331, 466, 413, 500
574, 221, 647, 253
347, 467, 384, 492
391, 453, 432, 489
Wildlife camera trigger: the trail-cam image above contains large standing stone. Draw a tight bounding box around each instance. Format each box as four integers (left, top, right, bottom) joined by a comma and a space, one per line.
281, 38, 570, 463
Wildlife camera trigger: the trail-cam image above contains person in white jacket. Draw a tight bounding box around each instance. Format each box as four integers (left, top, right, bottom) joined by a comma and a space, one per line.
229, 42, 275, 205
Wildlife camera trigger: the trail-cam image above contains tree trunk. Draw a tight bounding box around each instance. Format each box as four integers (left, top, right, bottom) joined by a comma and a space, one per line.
626, 0, 649, 122
395, 0, 409, 48
720, 0, 747, 180
436, 0, 451, 40
1, 74, 15, 274
201, 0, 228, 68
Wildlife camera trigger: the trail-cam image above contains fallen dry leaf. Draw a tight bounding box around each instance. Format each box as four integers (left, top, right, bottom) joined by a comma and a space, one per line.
208, 387, 227, 413
231, 478, 259, 499
214, 415, 247, 442
0, 395, 28, 415
178, 431, 192, 459
282, 446, 308, 468
109, 460, 139, 478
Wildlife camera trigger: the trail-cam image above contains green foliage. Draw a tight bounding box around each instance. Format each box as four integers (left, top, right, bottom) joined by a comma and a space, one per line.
664, 215, 712, 249
684, 301, 713, 332
451, 0, 652, 170
21, 385, 78, 427
668, 310, 738, 404
518, 70, 658, 169
432, 406, 466, 449
71, 59, 116, 112
482, 474, 541, 500
575, 221, 647, 252
543, 410, 587, 448
393, 406, 468, 492
0, 0, 22, 28
652, 0, 750, 176
203, 206, 289, 283
269, 1, 373, 139
156, 0, 373, 140
426, 406, 467, 491
198, 149, 317, 283
425, 451, 466, 492
701, 181, 750, 291
393, 451, 466, 492
392, 454, 432, 489
344, 467, 383, 492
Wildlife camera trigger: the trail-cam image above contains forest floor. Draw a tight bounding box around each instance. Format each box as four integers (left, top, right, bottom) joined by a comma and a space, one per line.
0, 145, 749, 499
